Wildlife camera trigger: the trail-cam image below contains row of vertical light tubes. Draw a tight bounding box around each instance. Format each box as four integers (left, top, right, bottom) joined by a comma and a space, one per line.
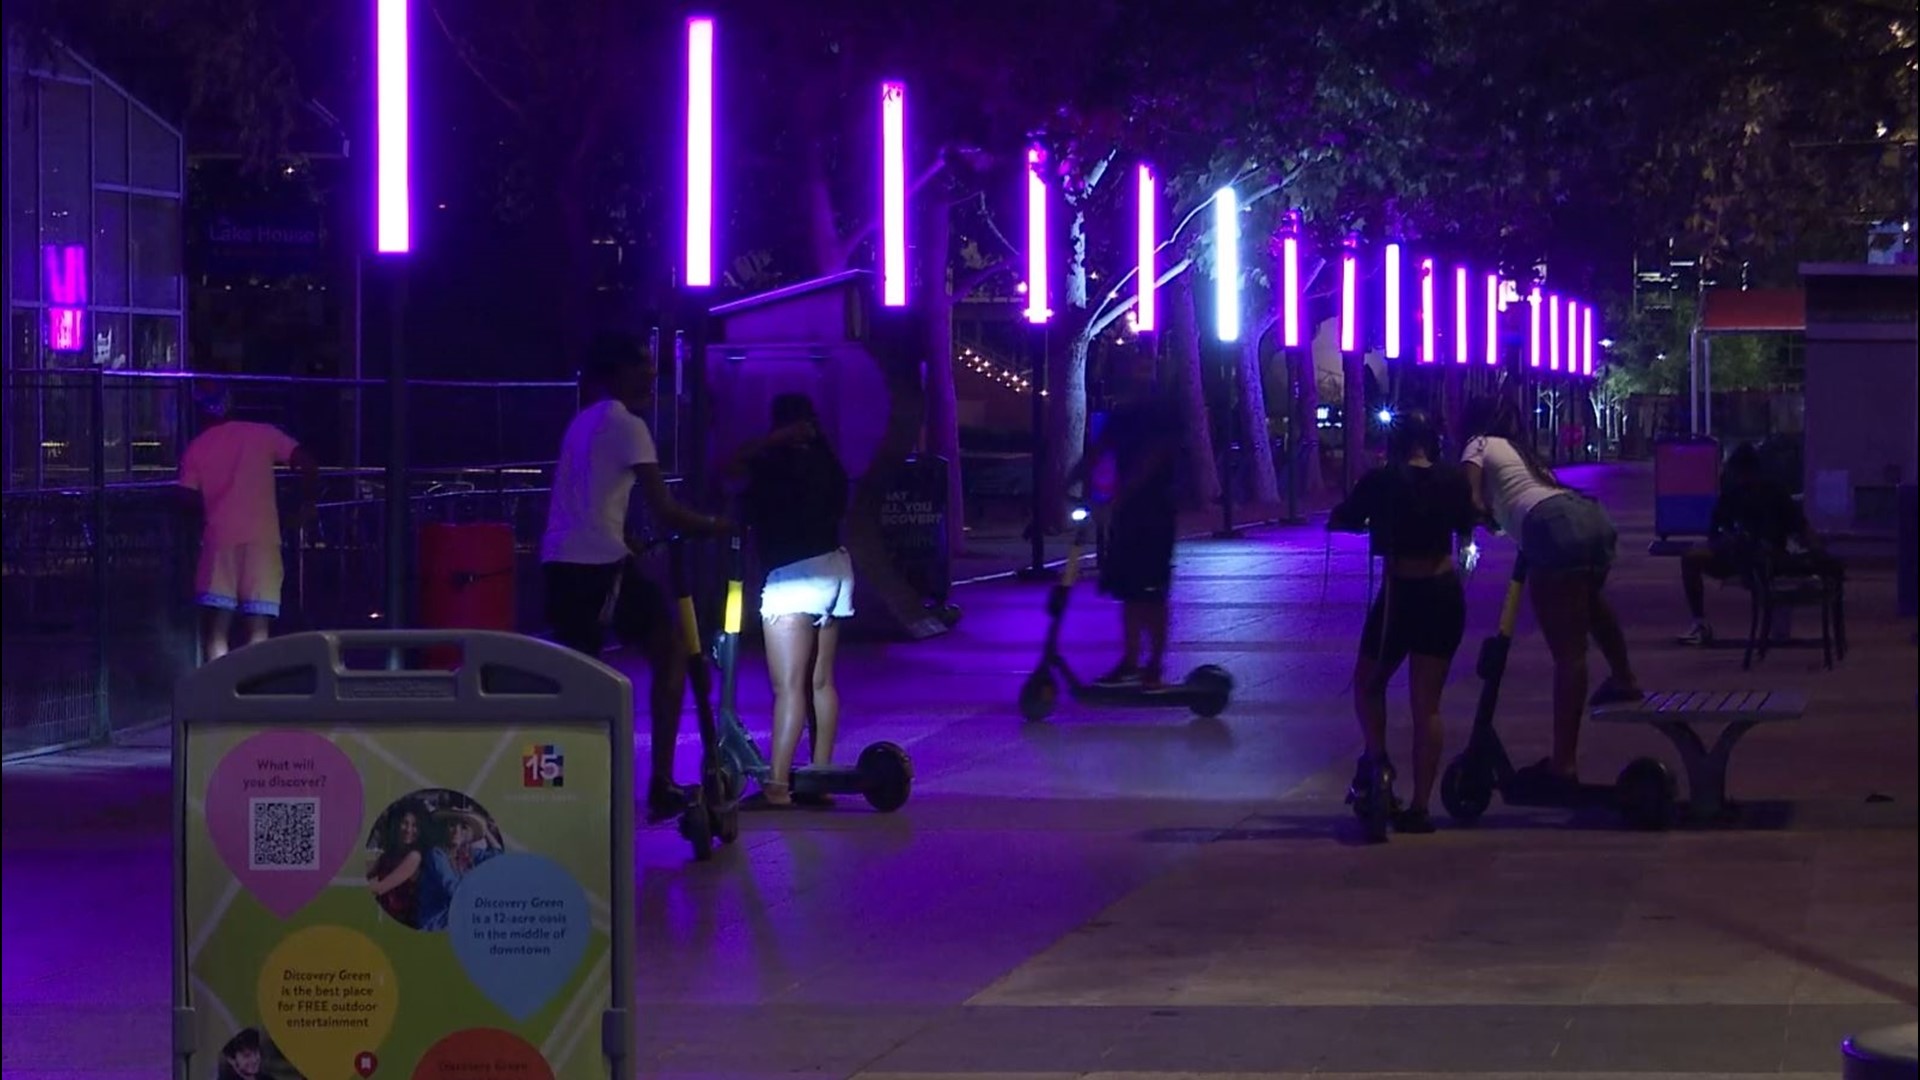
677, 18, 1595, 375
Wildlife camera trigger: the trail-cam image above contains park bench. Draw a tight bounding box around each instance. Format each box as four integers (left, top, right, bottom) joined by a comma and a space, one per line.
1591, 689, 1807, 824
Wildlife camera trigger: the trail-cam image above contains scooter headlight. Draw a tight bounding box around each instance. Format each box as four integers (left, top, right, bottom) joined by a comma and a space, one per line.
1069, 506, 1090, 523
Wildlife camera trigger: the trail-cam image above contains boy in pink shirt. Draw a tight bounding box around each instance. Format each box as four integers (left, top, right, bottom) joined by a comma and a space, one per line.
177, 388, 318, 661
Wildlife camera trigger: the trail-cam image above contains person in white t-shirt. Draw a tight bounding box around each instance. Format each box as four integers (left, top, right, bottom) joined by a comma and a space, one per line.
1460, 394, 1641, 795
541, 333, 731, 820
177, 387, 318, 662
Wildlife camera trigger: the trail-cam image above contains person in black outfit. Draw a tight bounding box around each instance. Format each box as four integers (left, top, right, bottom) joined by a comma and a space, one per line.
1678, 442, 1836, 644
730, 393, 854, 808
1069, 381, 1183, 689
1328, 410, 1480, 833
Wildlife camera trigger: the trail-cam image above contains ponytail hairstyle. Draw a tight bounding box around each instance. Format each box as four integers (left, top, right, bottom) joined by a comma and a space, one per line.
1462, 393, 1562, 491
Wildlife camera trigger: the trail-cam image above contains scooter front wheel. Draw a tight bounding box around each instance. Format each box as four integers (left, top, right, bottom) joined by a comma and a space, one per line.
1441, 756, 1495, 824
1018, 670, 1059, 722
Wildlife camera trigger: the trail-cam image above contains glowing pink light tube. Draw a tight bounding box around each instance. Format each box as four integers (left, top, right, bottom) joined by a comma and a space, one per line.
1484, 273, 1500, 366
685, 16, 716, 288
1384, 243, 1403, 359
1339, 242, 1358, 353
1281, 219, 1301, 348
1548, 293, 1561, 372
1418, 258, 1436, 364
375, 0, 411, 254
1025, 147, 1050, 325
43, 244, 87, 350
1454, 265, 1469, 365
1582, 304, 1596, 376
879, 81, 907, 308
1135, 164, 1157, 332
1527, 287, 1542, 368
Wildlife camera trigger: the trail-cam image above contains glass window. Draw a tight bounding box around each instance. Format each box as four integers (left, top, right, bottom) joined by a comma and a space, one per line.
94, 83, 128, 185
130, 315, 183, 475
38, 80, 90, 250
10, 74, 40, 301
133, 313, 181, 371
129, 107, 179, 193
93, 191, 129, 307
130, 195, 181, 310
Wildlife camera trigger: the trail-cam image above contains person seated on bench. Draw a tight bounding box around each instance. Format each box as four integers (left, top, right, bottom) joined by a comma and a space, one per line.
1678, 443, 1837, 645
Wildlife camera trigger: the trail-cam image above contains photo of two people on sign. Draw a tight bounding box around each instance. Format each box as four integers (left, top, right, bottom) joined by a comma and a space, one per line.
364, 788, 506, 932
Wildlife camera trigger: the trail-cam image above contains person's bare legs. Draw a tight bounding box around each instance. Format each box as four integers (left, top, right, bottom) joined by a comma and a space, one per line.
241, 615, 273, 649
1680, 547, 1713, 621
1587, 581, 1639, 690
1528, 569, 1593, 779
201, 608, 233, 663
1138, 598, 1170, 683
1351, 654, 1390, 760
643, 615, 688, 803
763, 614, 816, 802
1405, 653, 1451, 812
809, 618, 842, 766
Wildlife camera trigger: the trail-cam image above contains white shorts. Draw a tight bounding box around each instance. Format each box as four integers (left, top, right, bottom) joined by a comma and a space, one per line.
760, 548, 855, 625
196, 541, 285, 617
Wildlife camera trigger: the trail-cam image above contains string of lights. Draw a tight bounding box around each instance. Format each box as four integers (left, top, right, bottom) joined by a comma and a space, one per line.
957, 346, 1038, 395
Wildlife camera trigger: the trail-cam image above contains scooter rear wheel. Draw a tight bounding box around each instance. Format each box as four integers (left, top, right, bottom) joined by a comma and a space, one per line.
1441, 756, 1495, 824
1614, 757, 1677, 832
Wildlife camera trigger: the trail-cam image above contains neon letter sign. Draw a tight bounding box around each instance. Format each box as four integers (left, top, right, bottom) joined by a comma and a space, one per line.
44, 245, 87, 352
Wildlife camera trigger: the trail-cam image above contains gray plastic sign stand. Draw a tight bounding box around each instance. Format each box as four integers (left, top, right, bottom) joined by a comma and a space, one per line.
172, 631, 635, 1080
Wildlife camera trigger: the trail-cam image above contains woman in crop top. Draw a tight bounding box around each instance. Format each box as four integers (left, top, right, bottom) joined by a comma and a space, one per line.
1328, 410, 1478, 834
1460, 395, 1641, 794
733, 393, 855, 808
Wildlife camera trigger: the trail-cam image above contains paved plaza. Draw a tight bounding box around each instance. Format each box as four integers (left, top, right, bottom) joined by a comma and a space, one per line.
3, 462, 1916, 1078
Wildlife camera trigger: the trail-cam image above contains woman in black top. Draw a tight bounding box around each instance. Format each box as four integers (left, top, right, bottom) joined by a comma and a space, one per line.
733, 393, 854, 808
1327, 410, 1480, 833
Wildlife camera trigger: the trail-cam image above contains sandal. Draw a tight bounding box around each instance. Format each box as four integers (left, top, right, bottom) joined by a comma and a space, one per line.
742, 781, 794, 810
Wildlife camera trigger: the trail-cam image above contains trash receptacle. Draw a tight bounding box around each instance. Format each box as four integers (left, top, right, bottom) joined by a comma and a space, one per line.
1654, 435, 1721, 539
417, 522, 516, 668
876, 455, 952, 610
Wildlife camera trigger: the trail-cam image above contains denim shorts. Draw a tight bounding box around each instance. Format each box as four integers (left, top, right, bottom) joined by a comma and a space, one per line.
1521, 492, 1617, 575
761, 548, 856, 624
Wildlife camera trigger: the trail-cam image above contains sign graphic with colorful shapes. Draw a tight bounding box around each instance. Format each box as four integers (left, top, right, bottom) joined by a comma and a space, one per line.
184, 725, 612, 1078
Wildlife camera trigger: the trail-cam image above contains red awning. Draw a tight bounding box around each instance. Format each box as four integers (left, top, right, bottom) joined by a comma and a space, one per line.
1698, 288, 1805, 333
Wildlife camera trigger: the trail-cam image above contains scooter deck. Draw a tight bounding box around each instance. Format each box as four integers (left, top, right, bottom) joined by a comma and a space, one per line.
1070, 682, 1213, 709
791, 764, 871, 795
1498, 778, 1621, 811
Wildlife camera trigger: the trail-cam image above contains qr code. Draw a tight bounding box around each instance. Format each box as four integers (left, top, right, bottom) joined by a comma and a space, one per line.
248, 798, 320, 871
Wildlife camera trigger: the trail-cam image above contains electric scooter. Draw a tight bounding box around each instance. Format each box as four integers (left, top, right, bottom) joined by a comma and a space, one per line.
709, 533, 915, 814
1439, 552, 1677, 830
663, 534, 744, 862
1018, 506, 1233, 722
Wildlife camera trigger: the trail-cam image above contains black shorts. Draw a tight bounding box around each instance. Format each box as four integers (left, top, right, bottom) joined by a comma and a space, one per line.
1359, 573, 1467, 663
1098, 503, 1177, 601
543, 559, 670, 656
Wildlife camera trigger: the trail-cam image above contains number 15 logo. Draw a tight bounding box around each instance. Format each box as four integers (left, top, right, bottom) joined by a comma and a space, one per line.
521, 745, 565, 788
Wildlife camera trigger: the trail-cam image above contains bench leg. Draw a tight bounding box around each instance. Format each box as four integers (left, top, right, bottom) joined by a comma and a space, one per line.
1650, 719, 1761, 823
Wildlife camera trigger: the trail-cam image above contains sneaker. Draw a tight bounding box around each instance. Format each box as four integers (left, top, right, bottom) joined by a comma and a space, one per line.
1588, 677, 1645, 707
1346, 754, 1400, 809
1392, 807, 1437, 834
646, 781, 692, 822
1092, 662, 1142, 688
1676, 622, 1714, 647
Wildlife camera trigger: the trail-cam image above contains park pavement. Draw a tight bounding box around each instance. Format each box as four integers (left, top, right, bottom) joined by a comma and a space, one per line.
3, 461, 1915, 1079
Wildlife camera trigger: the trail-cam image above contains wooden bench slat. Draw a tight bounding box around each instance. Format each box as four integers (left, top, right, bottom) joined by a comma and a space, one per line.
1591, 689, 1808, 724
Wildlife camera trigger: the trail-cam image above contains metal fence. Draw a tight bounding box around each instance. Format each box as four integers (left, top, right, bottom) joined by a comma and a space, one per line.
1, 368, 691, 759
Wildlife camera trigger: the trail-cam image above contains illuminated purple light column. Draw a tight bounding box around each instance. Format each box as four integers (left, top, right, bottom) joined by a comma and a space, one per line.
1548, 293, 1562, 372
879, 80, 907, 307
375, 0, 414, 626
1135, 164, 1157, 333
1384, 243, 1403, 360
1484, 273, 1500, 367
1021, 145, 1052, 576
685, 16, 716, 288
1418, 257, 1436, 364
1453, 265, 1469, 365
1339, 238, 1358, 353
1582, 305, 1597, 377
1280, 213, 1301, 348
1527, 287, 1543, 369
1025, 148, 1051, 325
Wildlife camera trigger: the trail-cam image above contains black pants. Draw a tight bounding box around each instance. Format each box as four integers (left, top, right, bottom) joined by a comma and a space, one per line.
544, 559, 668, 656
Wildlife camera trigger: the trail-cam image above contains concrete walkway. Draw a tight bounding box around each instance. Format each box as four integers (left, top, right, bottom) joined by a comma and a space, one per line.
4, 462, 1915, 1079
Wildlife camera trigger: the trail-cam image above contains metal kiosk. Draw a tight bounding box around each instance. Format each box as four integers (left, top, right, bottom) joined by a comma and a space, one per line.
172, 631, 636, 1080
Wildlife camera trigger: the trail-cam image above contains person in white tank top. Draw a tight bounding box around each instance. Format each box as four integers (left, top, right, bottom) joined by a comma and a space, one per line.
1460, 396, 1642, 793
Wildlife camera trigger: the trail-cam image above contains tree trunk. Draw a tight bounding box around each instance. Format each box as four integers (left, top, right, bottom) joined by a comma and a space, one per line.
1294, 319, 1329, 500
1342, 349, 1366, 491
804, 137, 843, 275
1236, 334, 1279, 503
919, 184, 965, 555
1169, 274, 1220, 510
1043, 202, 1090, 531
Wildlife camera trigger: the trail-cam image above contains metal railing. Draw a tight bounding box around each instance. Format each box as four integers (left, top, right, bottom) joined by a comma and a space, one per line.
1, 368, 691, 759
